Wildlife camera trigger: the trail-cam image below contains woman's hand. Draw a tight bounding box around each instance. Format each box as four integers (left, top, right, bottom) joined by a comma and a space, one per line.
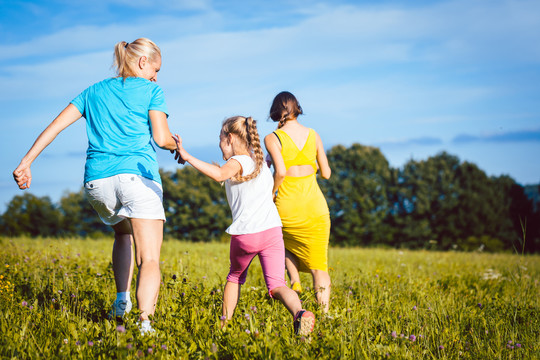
13, 161, 32, 189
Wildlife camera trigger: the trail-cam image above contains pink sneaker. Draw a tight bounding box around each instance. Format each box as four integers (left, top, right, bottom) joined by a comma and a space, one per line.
294, 310, 315, 336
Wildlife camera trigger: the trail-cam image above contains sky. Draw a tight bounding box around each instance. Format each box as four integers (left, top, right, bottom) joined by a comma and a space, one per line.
1, 0, 539, 212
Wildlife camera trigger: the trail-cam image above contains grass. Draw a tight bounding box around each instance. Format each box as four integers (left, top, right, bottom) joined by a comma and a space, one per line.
0, 236, 538, 359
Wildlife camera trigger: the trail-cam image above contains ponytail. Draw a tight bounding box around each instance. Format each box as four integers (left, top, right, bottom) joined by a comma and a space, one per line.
269, 91, 303, 127
113, 38, 161, 79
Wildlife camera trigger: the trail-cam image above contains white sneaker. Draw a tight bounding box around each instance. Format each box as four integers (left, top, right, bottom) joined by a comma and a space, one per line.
109, 299, 132, 318
138, 320, 156, 335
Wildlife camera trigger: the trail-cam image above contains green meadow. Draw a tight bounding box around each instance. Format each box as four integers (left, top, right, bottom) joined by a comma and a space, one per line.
0, 237, 538, 359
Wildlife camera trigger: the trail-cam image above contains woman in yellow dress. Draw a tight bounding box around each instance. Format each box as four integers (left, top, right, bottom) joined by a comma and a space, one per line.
264, 91, 332, 312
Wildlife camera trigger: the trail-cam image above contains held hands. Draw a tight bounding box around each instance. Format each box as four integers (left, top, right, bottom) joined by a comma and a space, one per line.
172, 134, 188, 165
13, 162, 32, 190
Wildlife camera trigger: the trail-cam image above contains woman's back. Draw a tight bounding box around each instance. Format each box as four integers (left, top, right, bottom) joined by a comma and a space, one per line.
72, 77, 168, 183
275, 123, 317, 177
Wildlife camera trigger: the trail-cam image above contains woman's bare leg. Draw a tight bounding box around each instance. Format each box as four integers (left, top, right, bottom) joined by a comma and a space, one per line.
311, 269, 331, 313
111, 220, 134, 293
129, 218, 163, 320
285, 250, 301, 288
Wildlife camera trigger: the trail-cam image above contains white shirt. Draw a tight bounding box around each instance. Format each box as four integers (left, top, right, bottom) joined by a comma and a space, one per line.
225, 155, 282, 235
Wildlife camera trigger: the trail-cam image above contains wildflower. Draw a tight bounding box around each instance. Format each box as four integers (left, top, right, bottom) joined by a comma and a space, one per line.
397, 275, 401, 278
21, 301, 28, 307
412, 305, 417, 310
127, 344, 133, 350
220, 316, 226, 321
516, 343, 521, 348
400, 334, 405, 338
375, 274, 379, 278
211, 343, 217, 353
29, 306, 33, 310
52, 298, 56, 303
148, 348, 153, 354
300, 336, 306, 342
116, 325, 126, 333
477, 303, 482, 308
409, 335, 416, 342
245, 329, 251, 334
63, 339, 68, 344
391, 331, 397, 338
181, 292, 185, 297
347, 308, 352, 313
88, 341, 94, 346
172, 274, 177, 280
439, 345, 444, 350
202, 276, 207, 279
250, 306, 257, 313
71, 294, 75, 298
76, 341, 81, 346
162, 345, 168, 350
245, 314, 250, 321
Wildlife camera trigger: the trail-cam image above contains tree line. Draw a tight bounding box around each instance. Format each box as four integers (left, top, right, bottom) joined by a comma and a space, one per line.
2, 144, 539, 253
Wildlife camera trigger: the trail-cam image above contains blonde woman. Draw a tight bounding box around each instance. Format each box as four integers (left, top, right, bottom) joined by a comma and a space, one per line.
13, 38, 177, 334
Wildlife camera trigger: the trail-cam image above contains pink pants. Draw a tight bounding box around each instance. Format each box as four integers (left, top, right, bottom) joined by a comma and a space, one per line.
227, 226, 287, 296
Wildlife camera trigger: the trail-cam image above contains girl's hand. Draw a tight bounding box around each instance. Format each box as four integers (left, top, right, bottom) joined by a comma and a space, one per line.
13, 162, 32, 189
172, 134, 188, 165
265, 153, 273, 168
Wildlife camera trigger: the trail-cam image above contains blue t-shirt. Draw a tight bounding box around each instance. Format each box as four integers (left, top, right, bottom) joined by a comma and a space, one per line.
71, 77, 169, 184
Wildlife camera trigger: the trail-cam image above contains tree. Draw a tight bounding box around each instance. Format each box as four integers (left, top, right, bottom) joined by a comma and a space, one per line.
161, 167, 231, 242
1, 193, 62, 237
59, 189, 111, 237
319, 144, 393, 246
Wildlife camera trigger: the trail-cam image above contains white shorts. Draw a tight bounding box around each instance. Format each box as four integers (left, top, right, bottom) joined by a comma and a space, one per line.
84, 174, 166, 226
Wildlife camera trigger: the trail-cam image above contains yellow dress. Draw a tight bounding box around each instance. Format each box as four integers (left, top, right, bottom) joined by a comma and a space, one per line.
273, 128, 330, 272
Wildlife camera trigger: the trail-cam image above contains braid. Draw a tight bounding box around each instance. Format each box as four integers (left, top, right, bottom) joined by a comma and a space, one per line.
236, 117, 264, 183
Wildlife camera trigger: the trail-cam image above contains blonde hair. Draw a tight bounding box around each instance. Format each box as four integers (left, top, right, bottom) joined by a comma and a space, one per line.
222, 116, 264, 183
113, 38, 161, 79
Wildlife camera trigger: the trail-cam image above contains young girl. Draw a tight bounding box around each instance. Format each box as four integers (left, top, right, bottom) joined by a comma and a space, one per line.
173, 116, 315, 336
13, 38, 177, 334
264, 91, 332, 313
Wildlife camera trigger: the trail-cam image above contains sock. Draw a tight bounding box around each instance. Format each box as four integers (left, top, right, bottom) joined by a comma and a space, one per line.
116, 292, 130, 302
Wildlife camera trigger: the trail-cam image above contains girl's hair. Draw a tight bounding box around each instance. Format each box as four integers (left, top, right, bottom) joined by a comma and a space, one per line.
269, 91, 303, 128
113, 38, 161, 79
222, 116, 264, 183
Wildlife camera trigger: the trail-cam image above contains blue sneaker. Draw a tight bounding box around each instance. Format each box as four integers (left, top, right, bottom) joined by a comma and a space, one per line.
109, 299, 132, 318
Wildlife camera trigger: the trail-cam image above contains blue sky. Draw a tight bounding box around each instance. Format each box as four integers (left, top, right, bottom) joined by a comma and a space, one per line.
1, 0, 539, 212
